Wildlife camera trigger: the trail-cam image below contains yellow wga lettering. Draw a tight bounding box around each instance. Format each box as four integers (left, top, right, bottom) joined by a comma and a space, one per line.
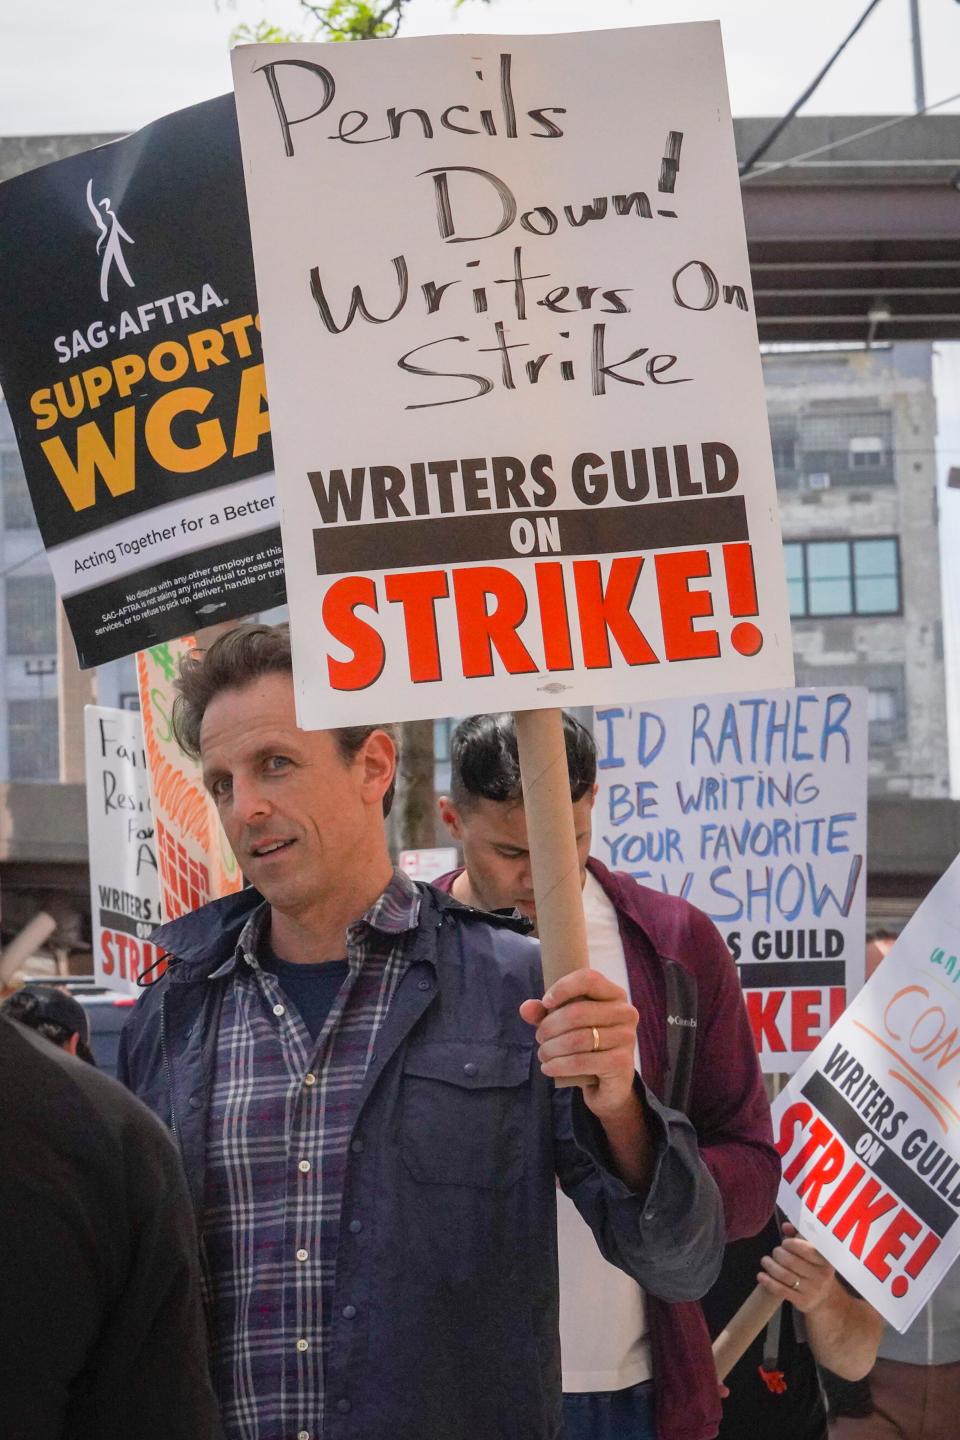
28, 315, 270, 511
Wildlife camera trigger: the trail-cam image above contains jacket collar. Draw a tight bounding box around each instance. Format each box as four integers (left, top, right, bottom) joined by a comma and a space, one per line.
149, 886, 265, 982
149, 876, 529, 985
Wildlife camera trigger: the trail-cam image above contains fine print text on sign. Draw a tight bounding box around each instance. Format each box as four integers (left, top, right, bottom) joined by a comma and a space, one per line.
84, 705, 165, 995
772, 853, 960, 1330
0, 96, 284, 667
593, 688, 867, 1072
232, 25, 793, 727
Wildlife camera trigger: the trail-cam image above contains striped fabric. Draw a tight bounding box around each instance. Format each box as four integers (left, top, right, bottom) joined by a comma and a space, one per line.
202, 871, 421, 1440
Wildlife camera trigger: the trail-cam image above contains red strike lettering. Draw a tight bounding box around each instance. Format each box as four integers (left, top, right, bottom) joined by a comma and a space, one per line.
100, 929, 166, 984
783, 1116, 834, 1185
797, 1133, 847, 1213
655, 549, 720, 661
320, 551, 737, 691
832, 1178, 898, 1258
745, 987, 845, 1055
773, 1100, 814, 1159
384, 570, 448, 683
322, 575, 385, 690
864, 1208, 922, 1283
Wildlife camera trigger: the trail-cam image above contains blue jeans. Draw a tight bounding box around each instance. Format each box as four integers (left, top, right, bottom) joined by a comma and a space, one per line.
562, 1381, 656, 1440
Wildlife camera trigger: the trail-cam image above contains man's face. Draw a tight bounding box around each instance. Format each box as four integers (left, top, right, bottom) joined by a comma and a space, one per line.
200, 672, 393, 919
440, 789, 597, 921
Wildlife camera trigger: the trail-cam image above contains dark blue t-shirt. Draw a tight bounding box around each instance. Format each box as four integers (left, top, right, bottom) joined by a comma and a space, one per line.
261, 953, 350, 1042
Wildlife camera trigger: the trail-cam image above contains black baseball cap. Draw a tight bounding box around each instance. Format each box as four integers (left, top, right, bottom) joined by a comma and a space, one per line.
2, 985, 90, 1044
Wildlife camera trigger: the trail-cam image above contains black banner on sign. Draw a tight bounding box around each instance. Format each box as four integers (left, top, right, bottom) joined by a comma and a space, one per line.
312, 496, 748, 576
738, 960, 846, 989
0, 94, 285, 666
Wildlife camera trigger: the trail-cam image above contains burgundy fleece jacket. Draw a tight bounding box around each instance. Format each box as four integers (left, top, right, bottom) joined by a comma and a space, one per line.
434, 856, 779, 1440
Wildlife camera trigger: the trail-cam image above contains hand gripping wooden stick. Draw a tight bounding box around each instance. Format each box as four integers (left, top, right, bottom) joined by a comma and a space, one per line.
712, 1285, 783, 1382
514, 707, 592, 1089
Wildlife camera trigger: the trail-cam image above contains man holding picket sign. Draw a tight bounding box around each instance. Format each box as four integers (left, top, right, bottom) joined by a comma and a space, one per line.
119, 622, 727, 1440
209, 20, 799, 1440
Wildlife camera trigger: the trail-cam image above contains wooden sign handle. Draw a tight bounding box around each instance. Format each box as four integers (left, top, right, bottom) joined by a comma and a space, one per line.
514, 707, 592, 1089
712, 1284, 783, 1382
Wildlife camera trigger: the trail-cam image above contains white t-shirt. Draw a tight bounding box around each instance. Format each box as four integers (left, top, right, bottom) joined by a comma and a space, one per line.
557, 870, 650, 1393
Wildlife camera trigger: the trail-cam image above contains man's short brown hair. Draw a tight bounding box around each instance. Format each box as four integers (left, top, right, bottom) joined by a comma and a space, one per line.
172, 623, 397, 815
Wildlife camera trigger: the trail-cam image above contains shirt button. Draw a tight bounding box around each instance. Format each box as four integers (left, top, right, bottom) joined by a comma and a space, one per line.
350, 1138, 364, 1154
644, 1209, 657, 1221
296, 1248, 309, 1262
273, 1004, 285, 1017
304, 1073, 317, 1086
417, 978, 430, 991
298, 1432, 310, 1440
336, 1399, 351, 1414
342, 1304, 357, 1319
188, 1093, 203, 1109
296, 1338, 309, 1353
349, 1219, 363, 1234
298, 1160, 311, 1174
463, 1062, 479, 1077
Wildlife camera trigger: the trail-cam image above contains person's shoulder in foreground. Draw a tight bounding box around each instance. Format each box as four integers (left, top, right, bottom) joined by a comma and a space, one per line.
0, 1014, 223, 1440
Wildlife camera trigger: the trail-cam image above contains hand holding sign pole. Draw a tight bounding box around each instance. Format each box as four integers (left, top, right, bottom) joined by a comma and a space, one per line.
515, 705, 593, 1088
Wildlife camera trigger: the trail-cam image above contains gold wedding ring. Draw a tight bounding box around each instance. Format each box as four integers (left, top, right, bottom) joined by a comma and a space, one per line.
591, 1026, 601, 1053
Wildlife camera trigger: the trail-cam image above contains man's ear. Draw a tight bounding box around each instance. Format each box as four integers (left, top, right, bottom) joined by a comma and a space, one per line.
64, 1032, 80, 1057
358, 729, 396, 809
590, 782, 599, 807
438, 795, 463, 840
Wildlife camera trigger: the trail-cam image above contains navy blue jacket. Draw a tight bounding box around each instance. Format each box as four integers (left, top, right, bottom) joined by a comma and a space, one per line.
119, 883, 724, 1440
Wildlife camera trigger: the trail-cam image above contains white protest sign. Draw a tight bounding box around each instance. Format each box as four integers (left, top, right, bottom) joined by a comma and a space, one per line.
593, 688, 867, 1071
399, 847, 459, 883
771, 854, 960, 1330
84, 705, 165, 994
232, 25, 793, 729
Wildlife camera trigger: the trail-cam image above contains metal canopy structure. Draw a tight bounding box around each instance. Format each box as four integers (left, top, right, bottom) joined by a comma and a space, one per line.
3, 117, 959, 343
736, 114, 960, 343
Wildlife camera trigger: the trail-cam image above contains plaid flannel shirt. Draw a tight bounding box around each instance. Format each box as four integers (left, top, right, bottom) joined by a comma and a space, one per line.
202, 870, 420, 1440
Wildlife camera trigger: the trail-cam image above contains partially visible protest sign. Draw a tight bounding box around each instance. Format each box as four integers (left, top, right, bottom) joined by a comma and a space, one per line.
0, 95, 284, 668
84, 705, 165, 994
232, 25, 794, 730
399, 846, 459, 883
593, 688, 867, 1071
771, 854, 960, 1330
136, 638, 242, 920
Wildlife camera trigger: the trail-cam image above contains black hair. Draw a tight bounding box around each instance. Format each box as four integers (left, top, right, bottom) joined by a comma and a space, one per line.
1, 990, 97, 1066
449, 712, 597, 811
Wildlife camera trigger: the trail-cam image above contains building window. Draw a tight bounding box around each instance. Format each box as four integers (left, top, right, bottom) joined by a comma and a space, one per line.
785, 538, 900, 618
8, 698, 58, 780
799, 408, 894, 486
769, 421, 799, 485
1, 447, 37, 530
850, 436, 884, 469
6, 574, 57, 654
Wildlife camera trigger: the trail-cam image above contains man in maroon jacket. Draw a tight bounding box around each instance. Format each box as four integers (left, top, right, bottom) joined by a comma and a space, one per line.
437, 711, 779, 1440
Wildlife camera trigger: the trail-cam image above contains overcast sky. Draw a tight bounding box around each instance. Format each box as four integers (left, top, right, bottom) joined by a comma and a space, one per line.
2, 0, 960, 135
4, 0, 960, 780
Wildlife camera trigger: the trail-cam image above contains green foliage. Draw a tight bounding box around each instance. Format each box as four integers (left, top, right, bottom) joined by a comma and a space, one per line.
232, 18, 309, 43
230, 0, 491, 46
